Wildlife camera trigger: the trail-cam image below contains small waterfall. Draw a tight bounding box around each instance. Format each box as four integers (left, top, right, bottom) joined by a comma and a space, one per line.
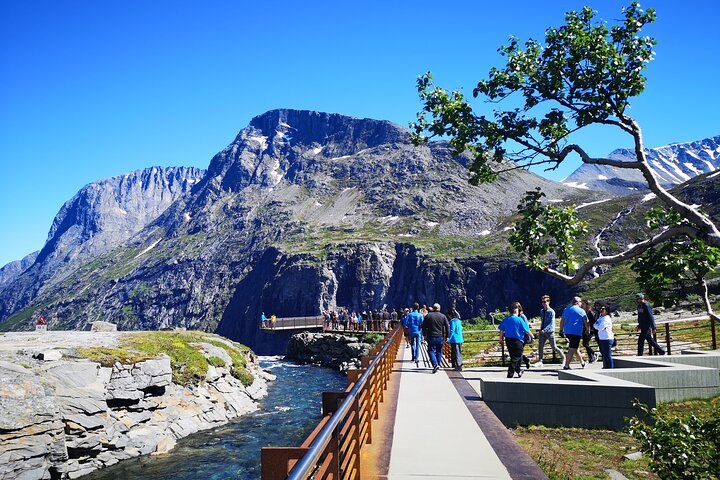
590, 206, 635, 278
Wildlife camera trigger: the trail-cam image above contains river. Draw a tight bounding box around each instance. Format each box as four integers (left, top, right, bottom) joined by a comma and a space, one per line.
85, 357, 346, 480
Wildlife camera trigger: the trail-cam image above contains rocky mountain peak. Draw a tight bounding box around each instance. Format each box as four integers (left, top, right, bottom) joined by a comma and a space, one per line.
246, 109, 408, 154
563, 135, 720, 195
38, 166, 206, 265
203, 109, 410, 194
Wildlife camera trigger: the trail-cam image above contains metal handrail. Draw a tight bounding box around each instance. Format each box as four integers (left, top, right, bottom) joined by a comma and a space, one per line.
287, 326, 401, 480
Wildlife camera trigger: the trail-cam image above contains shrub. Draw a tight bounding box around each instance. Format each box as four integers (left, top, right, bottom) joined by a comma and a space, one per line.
208, 356, 226, 367
231, 367, 255, 387
628, 401, 720, 479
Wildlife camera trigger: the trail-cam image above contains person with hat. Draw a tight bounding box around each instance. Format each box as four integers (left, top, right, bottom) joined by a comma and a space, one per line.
635, 293, 665, 356
422, 302, 450, 373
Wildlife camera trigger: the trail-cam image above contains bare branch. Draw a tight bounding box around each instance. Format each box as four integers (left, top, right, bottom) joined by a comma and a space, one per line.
541, 225, 700, 285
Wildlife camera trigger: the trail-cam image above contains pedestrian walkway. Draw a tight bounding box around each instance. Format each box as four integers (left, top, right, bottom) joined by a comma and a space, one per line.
382, 346, 532, 479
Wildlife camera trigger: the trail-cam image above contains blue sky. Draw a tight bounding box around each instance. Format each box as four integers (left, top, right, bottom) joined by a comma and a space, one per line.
1, 1, 718, 267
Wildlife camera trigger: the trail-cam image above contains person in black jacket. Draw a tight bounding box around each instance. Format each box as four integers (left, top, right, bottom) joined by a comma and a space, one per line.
422, 303, 450, 373
636, 293, 665, 356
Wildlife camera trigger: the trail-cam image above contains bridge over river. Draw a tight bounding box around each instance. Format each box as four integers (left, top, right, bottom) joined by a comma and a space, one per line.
262, 322, 720, 479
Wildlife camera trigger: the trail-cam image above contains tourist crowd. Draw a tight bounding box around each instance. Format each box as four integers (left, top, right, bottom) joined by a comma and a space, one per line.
262, 291, 664, 379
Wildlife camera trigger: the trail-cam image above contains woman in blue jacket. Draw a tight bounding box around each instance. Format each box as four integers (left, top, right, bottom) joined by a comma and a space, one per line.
448, 308, 464, 371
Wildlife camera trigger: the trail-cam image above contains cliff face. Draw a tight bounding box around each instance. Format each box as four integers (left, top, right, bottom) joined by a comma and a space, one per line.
216, 244, 576, 354
1, 109, 603, 352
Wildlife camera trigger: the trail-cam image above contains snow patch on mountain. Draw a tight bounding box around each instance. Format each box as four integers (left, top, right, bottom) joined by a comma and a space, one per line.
563, 135, 720, 195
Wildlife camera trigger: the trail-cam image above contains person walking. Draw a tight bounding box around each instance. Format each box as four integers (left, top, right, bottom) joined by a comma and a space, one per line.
594, 305, 615, 369
560, 296, 588, 370
517, 303, 533, 370
635, 293, 665, 355
422, 303, 450, 373
447, 308, 464, 371
405, 303, 425, 367
582, 299, 598, 363
499, 302, 532, 378
535, 295, 565, 367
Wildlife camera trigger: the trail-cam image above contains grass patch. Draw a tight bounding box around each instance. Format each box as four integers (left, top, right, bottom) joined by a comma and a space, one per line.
581, 263, 641, 309
207, 356, 226, 367
76, 347, 155, 366
513, 425, 655, 480
74, 331, 254, 386
514, 396, 720, 480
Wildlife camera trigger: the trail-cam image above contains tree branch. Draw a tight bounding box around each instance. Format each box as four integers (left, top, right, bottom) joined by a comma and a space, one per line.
541, 224, 700, 285
627, 123, 720, 247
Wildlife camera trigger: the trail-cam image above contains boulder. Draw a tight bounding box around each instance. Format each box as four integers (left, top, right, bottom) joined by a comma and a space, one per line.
33, 350, 63, 361
91, 321, 117, 332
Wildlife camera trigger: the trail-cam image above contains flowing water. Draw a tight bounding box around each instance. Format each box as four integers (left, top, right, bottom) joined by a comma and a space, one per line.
85, 358, 346, 480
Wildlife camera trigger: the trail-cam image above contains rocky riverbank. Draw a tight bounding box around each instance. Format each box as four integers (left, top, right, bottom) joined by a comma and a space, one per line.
0, 331, 274, 480
285, 332, 381, 371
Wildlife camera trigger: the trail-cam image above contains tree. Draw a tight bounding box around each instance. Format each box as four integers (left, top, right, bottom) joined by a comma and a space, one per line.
411, 2, 720, 317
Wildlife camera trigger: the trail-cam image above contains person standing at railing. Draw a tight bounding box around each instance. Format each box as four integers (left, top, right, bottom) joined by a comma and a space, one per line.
405, 303, 424, 367
635, 293, 666, 356
594, 305, 615, 368
535, 295, 565, 367
260, 312, 267, 329
422, 303, 450, 374
447, 308, 464, 371
499, 302, 532, 378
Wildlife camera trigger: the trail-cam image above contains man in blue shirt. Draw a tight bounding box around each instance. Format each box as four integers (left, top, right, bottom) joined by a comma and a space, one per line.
560, 296, 589, 370
499, 302, 532, 378
404, 303, 425, 368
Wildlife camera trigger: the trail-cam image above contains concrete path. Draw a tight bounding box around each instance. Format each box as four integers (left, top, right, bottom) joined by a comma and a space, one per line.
386, 346, 512, 479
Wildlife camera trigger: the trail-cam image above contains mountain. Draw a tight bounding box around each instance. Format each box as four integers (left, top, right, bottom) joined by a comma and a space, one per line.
0, 251, 38, 290
0, 166, 205, 319
563, 135, 720, 195
1, 109, 609, 352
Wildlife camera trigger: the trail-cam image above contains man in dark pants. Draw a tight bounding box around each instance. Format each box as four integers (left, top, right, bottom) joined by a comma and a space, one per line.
636, 293, 665, 356
422, 303, 449, 373
499, 303, 532, 378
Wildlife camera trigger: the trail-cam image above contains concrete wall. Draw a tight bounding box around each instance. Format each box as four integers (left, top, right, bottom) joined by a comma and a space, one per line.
480, 351, 720, 430
481, 375, 655, 430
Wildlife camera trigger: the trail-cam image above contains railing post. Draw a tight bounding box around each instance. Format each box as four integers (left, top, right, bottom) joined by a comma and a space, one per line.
665, 323, 671, 355
321, 392, 345, 478
711, 315, 717, 350
262, 447, 309, 480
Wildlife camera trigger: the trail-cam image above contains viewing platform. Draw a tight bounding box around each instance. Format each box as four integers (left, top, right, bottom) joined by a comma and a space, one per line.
262, 322, 720, 479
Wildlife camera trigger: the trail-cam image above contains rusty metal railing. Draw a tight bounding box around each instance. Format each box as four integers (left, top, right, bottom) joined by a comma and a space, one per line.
261, 325, 402, 479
